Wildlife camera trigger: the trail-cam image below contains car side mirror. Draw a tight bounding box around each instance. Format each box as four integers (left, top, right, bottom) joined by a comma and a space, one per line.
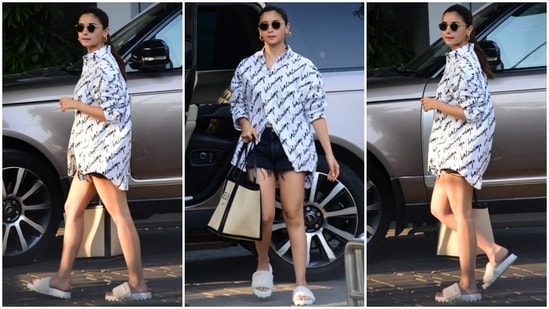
129, 39, 172, 71
478, 40, 503, 71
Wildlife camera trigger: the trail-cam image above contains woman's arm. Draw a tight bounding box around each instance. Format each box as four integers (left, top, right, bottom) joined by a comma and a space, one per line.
60, 97, 106, 122
311, 118, 339, 181
422, 58, 485, 122
421, 97, 466, 121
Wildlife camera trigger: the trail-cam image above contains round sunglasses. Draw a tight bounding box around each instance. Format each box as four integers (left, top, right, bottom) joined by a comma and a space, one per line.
438, 22, 465, 32
75, 23, 103, 33
258, 21, 284, 31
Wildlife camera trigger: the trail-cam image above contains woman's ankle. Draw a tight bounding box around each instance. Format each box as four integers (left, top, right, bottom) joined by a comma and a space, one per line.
493, 246, 509, 265
50, 276, 71, 291
256, 259, 270, 271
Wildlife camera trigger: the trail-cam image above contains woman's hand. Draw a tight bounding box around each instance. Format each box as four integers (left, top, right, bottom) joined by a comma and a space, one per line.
240, 119, 259, 143
421, 97, 439, 112
326, 154, 339, 182
59, 97, 78, 112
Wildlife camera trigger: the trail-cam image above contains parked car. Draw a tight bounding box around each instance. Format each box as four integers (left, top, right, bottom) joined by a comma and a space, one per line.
185, 2, 364, 280
3, 3, 183, 266
367, 2, 546, 257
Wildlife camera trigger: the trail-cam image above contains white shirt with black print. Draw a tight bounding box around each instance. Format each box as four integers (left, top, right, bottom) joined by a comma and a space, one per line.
230, 45, 326, 188
67, 45, 132, 191
427, 43, 495, 190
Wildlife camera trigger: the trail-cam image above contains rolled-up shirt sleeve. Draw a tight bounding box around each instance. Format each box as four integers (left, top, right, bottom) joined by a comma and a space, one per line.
229, 61, 249, 131
95, 63, 127, 124
302, 63, 326, 123
455, 59, 483, 123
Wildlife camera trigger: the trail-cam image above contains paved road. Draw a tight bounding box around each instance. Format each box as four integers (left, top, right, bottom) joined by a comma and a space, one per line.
185, 244, 355, 307
2, 214, 182, 306
367, 224, 546, 306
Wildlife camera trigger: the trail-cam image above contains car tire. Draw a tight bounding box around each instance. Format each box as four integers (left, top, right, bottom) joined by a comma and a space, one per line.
3, 149, 63, 266
268, 155, 364, 281
366, 159, 393, 258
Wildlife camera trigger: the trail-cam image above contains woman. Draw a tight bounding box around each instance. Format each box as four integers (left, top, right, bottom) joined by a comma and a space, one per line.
421, 4, 517, 303
27, 8, 151, 302
229, 5, 339, 306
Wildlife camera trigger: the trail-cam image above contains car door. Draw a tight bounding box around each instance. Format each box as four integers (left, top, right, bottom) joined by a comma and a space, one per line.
125, 5, 183, 201
480, 3, 546, 199
184, 3, 262, 208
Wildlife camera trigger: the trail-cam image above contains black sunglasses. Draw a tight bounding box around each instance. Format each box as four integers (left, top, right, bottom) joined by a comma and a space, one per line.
438, 22, 464, 32
75, 23, 103, 33
258, 21, 284, 31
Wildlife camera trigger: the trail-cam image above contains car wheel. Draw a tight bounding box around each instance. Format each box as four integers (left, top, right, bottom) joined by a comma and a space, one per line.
366, 160, 393, 258
269, 155, 364, 281
3, 149, 63, 266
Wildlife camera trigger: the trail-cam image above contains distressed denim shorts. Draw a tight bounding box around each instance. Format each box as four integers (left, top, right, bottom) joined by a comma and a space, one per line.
247, 127, 293, 172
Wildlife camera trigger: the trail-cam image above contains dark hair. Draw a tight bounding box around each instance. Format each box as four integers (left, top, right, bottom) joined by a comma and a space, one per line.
79, 7, 128, 81
443, 4, 494, 79
259, 5, 289, 24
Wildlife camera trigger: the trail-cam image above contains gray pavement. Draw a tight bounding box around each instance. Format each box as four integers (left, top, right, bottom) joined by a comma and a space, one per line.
367, 224, 546, 306
2, 214, 183, 306
185, 244, 353, 307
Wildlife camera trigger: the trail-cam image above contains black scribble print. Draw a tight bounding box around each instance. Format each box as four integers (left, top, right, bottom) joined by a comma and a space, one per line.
427, 43, 495, 190
67, 45, 131, 191
229, 46, 327, 189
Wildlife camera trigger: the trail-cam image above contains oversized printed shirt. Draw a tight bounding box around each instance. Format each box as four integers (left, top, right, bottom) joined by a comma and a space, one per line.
67, 45, 132, 191
229, 45, 326, 188
427, 43, 496, 189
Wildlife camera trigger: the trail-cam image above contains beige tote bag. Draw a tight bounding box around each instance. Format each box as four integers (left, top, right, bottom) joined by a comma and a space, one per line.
207, 143, 262, 241
437, 192, 494, 257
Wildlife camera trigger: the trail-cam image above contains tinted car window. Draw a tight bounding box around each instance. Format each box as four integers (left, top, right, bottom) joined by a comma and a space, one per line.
400, 3, 546, 77
196, 4, 260, 71
110, 4, 181, 70
485, 3, 546, 69
272, 2, 364, 71
155, 13, 183, 68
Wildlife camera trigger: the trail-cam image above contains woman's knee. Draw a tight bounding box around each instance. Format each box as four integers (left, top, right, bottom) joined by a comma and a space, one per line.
430, 206, 442, 220
63, 201, 87, 219
261, 212, 275, 225
282, 207, 303, 227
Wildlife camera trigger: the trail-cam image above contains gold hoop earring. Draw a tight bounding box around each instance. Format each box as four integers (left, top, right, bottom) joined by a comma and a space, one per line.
104, 37, 108, 43
466, 34, 470, 42
259, 35, 263, 41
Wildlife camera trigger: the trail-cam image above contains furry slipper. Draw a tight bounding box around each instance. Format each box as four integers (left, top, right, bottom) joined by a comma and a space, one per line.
482, 253, 518, 289
293, 285, 315, 306
252, 264, 273, 299
27, 277, 71, 299
435, 283, 481, 303
105, 282, 152, 302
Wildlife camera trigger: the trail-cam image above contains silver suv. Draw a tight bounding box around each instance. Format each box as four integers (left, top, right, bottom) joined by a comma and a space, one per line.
185, 2, 364, 280
3, 3, 183, 266
367, 3, 546, 256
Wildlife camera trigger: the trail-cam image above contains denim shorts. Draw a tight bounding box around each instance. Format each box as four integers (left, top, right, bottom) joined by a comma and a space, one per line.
246, 127, 293, 172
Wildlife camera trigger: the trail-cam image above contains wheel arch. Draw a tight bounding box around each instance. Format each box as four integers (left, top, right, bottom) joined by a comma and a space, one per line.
3, 136, 69, 201
315, 137, 364, 183
367, 150, 407, 230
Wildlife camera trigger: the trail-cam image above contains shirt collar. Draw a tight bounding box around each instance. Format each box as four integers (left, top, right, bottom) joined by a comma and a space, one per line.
83, 45, 110, 63
259, 44, 292, 60
447, 42, 474, 59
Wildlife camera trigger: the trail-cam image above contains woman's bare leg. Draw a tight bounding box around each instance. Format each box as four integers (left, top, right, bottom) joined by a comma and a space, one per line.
277, 171, 307, 287
444, 172, 477, 293
431, 175, 509, 267
248, 168, 277, 297
49, 176, 97, 291
251, 168, 277, 273
91, 176, 148, 293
